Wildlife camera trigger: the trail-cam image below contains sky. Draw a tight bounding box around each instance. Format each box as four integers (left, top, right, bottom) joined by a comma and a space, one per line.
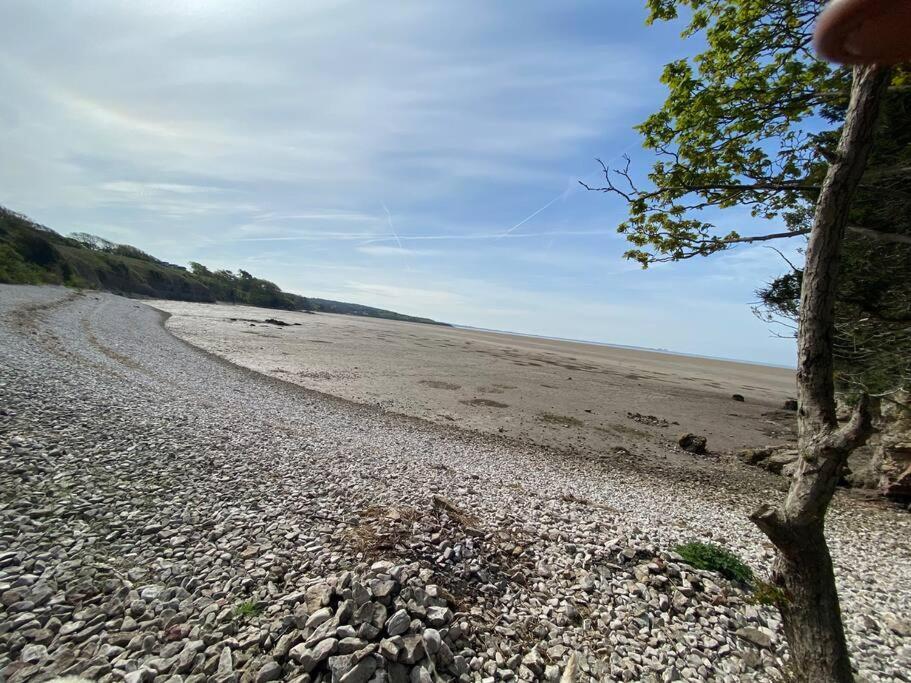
0, 0, 804, 366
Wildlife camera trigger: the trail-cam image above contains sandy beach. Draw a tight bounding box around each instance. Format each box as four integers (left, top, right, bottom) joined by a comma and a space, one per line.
150, 300, 798, 462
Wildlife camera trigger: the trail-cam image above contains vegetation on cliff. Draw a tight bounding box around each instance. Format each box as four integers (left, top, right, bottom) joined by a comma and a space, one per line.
0, 206, 446, 325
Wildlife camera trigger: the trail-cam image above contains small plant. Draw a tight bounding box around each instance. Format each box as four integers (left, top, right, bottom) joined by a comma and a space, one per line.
674, 541, 754, 585
749, 579, 789, 607
233, 600, 262, 619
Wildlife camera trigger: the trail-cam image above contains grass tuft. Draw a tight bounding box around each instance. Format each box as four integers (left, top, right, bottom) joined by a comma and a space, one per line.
675, 540, 754, 585
233, 600, 262, 619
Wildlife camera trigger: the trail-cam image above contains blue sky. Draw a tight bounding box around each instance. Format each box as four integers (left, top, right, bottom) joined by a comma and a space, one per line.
0, 0, 802, 365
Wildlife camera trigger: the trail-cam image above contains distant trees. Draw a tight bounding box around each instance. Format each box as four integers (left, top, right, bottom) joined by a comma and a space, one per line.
66, 235, 301, 309
1, 209, 311, 313
184, 263, 300, 310
586, 2, 904, 679
70, 232, 162, 264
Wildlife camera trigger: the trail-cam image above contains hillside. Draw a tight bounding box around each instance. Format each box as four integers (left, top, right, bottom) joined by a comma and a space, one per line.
0, 206, 448, 325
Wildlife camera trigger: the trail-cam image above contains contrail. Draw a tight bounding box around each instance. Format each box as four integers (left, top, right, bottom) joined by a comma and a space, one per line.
497, 141, 639, 239
499, 192, 567, 238
381, 203, 403, 249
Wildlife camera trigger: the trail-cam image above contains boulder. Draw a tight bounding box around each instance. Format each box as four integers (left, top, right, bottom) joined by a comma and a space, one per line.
735, 447, 776, 466
677, 433, 707, 455
763, 450, 799, 475
731, 394, 745, 402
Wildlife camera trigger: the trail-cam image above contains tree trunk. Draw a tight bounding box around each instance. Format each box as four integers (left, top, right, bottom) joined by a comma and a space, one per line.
750, 64, 890, 682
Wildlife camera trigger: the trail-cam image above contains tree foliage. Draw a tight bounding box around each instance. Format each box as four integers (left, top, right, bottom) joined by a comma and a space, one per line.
756, 78, 911, 395
583, 1, 911, 265
586, 0, 909, 394
188, 266, 300, 310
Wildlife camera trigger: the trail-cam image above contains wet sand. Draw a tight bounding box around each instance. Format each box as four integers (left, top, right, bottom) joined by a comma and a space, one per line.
149, 301, 798, 463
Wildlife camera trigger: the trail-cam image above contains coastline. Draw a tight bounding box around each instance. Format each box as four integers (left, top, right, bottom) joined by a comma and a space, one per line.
148, 299, 798, 459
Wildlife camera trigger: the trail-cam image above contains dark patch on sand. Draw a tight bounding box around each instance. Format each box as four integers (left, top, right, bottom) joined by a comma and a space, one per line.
461, 398, 509, 408
538, 413, 584, 427
419, 380, 461, 390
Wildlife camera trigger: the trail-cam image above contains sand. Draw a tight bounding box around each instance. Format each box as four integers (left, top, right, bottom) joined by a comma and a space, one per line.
149, 301, 798, 464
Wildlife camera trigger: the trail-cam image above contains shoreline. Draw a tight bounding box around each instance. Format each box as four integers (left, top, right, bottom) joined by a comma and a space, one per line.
453, 323, 796, 370
148, 299, 798, 460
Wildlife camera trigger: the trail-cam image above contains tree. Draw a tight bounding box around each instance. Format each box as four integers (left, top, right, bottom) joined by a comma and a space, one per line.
757, 80, 911, 397
586, 2, 900, 679
189, 262, 212, 277
70, 232, 116, 252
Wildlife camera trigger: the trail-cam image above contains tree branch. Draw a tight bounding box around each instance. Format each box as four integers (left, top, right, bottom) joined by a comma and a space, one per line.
846, 225, 911, 246
749, 504, 795, 550
721, 230, 809, 245
828, 393, 874, 452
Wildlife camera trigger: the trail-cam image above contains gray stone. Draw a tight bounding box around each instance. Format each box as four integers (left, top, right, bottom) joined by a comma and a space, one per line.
385, 609, 410, 637
735, 627, 773, 649
339, 655, 379, 683
410, 664, 432, 683
217, 647, 234, 676
422, 628, 441, 656
124, 668, 157, 683
254, 659, 282, 683
306, 607, 333, 628
399, 634, 425, 665
339, 637, 368, 654
291, 637, 338, 672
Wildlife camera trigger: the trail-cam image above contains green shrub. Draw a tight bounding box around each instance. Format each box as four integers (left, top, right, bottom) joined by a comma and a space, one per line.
749, 578, 788, 606
233, 600, 262, 619
674, 540, 754, 585
0, 243, 49, 284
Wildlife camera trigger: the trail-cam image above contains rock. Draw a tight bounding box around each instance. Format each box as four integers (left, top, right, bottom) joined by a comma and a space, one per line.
306, 607, 333, 628
677, 433, 707, 455
425, 605, 452, 627
125, 668, 157, 683
291, 637, 338, 672
783, 399, 799, 411
399, 634, 425, 664
306, 583, 333, 613
732, 394, 745, 402
764, 450, 799, 475
339, 655, 378, 683
735, 627, 773, 649
874, 391, 911, 501
217, 647, 234, 676
328, 653, 356, 679
19, 644, 46, 664
254, 659, 282, 683
1, 587, 29, 606
338, 637, 368, 654
385, 609, 410, 637
422, 628, 441, 656
884, 614, 911, 637
736, 447, 776, 466
139, 585, 164, 602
